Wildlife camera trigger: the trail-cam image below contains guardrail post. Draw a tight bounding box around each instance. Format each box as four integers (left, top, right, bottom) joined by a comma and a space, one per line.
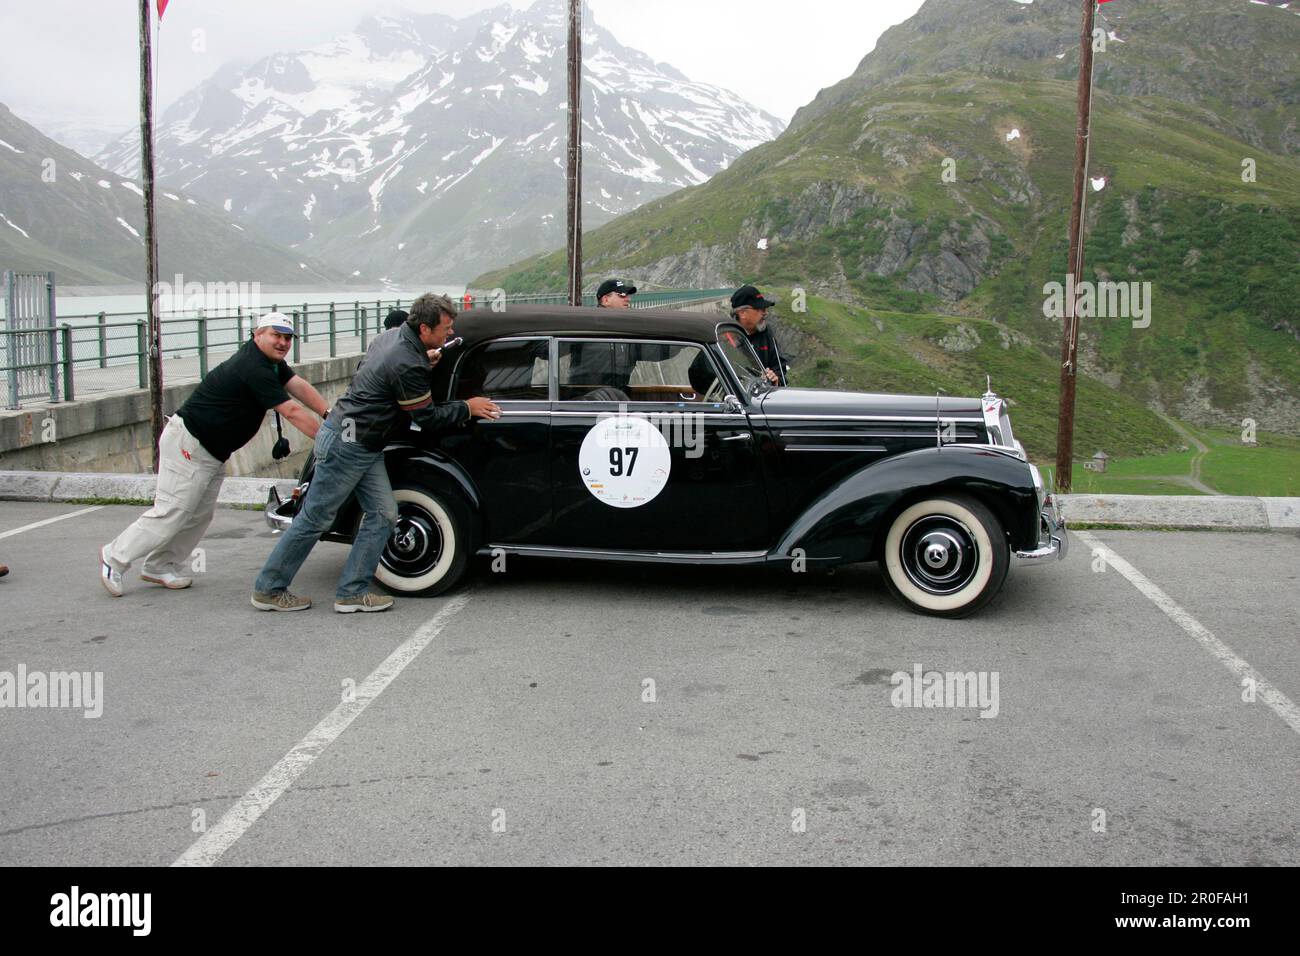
292, 312, 301, 363
329, 303, 336, 357
360, 309, 368, 353
353, 300, 360, 337
236, 307, 244, 343
61, 323, 74, 401
375, 300, 382, 333
137, 320, 148, 389
302, 302, 310, 343
198, 315, 209, 378
97, 312, 107, 369
46, 272, 58, 403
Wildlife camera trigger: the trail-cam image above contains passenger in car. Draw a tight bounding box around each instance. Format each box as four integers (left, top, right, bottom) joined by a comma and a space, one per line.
596, 278, 636, 308
730, 285, 789, 386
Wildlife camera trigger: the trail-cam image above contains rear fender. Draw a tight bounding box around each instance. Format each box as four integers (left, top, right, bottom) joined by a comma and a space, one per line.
383, 444, 484, 547
292, 444, 482, 544
773, 446, 1040, 562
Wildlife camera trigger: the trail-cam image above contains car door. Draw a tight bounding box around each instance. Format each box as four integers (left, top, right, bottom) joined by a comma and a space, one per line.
547, 337, 770, 552
439, 336, 553, 544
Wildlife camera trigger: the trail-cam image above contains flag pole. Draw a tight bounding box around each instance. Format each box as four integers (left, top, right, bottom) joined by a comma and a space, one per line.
1053, 0, 1098, 494
565, 0, 583, 306
138, 0, 164, 470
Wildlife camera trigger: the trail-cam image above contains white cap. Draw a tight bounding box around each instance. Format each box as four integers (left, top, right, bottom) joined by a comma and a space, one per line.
256, 311, 295, 335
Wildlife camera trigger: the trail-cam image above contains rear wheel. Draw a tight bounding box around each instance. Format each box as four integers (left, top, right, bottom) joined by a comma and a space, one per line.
881, 495, 1008, 618
375, 486, 470, 596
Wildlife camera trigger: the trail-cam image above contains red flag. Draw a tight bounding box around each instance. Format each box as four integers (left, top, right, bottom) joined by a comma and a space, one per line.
157, 0, 169, 18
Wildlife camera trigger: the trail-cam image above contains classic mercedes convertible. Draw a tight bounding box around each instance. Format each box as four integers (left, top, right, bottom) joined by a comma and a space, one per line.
267, 306, 1067, 617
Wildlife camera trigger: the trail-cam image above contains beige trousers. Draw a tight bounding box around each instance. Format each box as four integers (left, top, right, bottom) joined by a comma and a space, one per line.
105, 415, 226, 576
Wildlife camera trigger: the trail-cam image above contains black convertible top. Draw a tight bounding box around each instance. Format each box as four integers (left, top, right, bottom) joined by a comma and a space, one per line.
447, 304, 732, 348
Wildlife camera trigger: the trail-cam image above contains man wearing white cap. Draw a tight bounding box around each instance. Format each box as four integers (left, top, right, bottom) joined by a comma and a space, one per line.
99, 312, 329, 597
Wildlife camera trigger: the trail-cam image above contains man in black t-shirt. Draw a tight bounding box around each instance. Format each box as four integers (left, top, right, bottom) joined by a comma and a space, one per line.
100, 312, 329, 597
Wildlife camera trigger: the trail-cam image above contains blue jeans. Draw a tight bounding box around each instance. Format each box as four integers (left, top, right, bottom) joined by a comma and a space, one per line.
255, 421, 398, 600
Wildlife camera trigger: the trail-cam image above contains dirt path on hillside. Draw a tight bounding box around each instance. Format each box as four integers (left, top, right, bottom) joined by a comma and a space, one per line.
1155, 412, 1221, 494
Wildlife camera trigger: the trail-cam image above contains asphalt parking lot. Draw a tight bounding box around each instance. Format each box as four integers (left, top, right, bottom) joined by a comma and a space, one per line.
1, 501, 1297, 866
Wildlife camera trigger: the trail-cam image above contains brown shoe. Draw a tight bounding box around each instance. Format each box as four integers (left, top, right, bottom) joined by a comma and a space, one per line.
334, 593, 394, 614
251, 590, 312, 612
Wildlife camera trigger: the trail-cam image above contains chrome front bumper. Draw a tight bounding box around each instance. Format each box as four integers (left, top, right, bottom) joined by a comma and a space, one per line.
265, 486, 295, 533
1014, 498, 1068, 563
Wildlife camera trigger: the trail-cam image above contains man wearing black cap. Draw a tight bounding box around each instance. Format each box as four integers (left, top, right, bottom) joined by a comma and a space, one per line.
383, 308, 408, 330
730, 285, 789, 386
596, 278, 636, 308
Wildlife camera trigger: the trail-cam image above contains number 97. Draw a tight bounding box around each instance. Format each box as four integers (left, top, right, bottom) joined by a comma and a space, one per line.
609, 446, 638, 476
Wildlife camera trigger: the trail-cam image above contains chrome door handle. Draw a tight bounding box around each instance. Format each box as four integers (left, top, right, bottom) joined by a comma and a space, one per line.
720, 432, 752, 441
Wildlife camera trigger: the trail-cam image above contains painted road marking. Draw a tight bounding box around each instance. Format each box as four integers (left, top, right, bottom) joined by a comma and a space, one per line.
0, 506, 103, 540
172, 593, 473, 866
1077, 530, 1300, 737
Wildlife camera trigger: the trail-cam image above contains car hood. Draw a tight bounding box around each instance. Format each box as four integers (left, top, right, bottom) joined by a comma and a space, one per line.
756, 388, 985, 420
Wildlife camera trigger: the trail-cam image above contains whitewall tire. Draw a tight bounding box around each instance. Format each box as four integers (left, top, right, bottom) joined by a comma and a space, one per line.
881, 495, 1009, 618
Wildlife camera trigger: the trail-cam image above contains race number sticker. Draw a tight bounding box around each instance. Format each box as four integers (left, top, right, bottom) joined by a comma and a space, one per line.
578, 415, 671, 508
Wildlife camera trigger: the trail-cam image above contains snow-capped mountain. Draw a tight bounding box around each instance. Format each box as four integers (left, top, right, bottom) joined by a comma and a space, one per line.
98, 0, 785, 284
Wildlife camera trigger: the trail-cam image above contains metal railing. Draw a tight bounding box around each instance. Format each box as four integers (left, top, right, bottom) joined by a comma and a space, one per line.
0, 289, 731, 408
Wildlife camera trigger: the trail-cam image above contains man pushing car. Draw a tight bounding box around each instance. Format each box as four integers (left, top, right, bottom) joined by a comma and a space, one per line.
100, 312, 328, 597
251, 293, 500, 613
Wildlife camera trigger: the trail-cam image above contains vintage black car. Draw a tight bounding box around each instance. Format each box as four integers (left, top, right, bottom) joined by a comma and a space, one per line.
267, 306, 1067, 617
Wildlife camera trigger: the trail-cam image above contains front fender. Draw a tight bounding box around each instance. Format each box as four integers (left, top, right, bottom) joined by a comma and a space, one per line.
773, 446, 1040, 562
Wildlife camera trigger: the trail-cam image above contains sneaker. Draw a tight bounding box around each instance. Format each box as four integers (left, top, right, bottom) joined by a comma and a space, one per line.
251, 590, 312, 612
334, 593, 394, 614
141, 570, 193, 590
99, 547, 123, 597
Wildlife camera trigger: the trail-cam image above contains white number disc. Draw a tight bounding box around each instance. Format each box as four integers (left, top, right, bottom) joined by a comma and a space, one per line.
578, 415, 671, 508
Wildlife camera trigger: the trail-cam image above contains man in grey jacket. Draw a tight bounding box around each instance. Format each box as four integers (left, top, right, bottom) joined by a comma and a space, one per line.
252, 293, 500, 613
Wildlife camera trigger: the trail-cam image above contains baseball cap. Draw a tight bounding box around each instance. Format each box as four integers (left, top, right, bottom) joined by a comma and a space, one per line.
384, 309, 409, 330
256, 311, 295, 335
730, 285, 777, 310
597, 278, 637, 299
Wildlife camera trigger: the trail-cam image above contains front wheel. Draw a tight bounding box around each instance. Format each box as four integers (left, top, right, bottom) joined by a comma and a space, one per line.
375, 486, 470, 596
881, 495, 1009, 618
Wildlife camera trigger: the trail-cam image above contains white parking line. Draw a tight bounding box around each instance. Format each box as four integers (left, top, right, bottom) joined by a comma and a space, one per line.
172, 593, 473, 867
0, 506, 103, 540
1077, 530, 1300, 737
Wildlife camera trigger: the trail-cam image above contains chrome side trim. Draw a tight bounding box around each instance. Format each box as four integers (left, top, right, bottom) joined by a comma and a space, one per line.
480, 544, 769, 563
753, 414, 985, 423
786, 445, 887, 453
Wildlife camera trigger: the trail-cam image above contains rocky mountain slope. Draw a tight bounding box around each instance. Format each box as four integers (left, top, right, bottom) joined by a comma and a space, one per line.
473, 0, 1300, 450
97, 0, 783, 284
0, 102, 340, 286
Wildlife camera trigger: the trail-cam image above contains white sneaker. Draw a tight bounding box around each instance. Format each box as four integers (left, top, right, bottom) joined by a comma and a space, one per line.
99, 547, 123, 597
141, 570, 193, 589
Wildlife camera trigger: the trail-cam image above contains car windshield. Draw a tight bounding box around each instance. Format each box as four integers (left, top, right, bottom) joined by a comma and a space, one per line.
716, 325, 767, 396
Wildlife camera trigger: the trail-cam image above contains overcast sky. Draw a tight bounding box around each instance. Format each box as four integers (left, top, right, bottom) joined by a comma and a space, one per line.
0, 0, 925, 139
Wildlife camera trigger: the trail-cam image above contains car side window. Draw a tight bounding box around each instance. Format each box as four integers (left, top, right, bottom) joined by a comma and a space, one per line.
557, 341, 722, 403
453, 338, 550, 401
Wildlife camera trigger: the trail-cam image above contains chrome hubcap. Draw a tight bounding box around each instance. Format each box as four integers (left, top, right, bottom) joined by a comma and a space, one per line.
900, 517, 979, 595
381, 503, 444, 578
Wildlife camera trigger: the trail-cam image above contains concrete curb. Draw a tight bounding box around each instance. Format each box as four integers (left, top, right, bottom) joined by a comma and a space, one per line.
1058, 494, 1300, 530
1, 471, 1297, 529
0, 470, 295, 508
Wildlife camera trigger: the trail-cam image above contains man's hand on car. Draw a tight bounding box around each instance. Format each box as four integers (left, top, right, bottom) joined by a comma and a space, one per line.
466, 396, 502, 420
